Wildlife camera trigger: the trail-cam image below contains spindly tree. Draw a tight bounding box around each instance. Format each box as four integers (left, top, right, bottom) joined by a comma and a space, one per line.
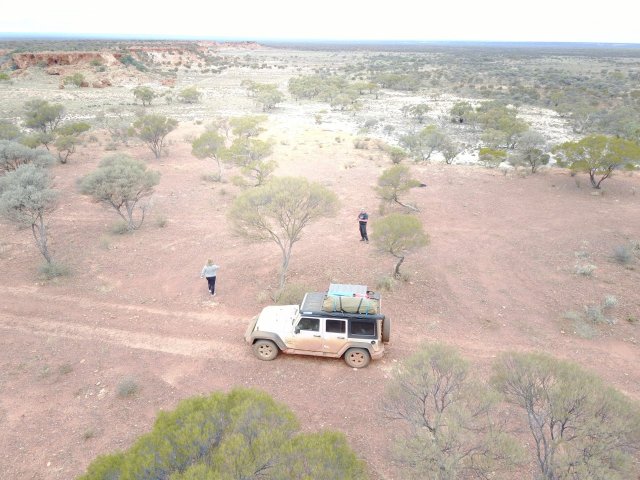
229, 177, 338, 291
493, 352, 640, 480
78, 154, 160, 231
0, 164, 58, 264
384, 343, 522, 479
132, 114, 178, 159
191, 130, 226, 180
553, 134, 640, 188
53, 121, 90, 164
78, 389, 367, 480
372, 213, 429, 277
376, 164, 422, 212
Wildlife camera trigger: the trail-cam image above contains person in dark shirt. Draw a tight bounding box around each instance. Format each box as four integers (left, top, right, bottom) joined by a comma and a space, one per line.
358, 209, 369, 242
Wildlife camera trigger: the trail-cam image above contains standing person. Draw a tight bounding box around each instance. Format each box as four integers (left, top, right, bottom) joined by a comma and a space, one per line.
201, 259, 219, 296
358, 208, 369, 242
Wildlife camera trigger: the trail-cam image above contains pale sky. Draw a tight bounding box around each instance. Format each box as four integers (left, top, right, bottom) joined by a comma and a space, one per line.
1, 0, 639, 43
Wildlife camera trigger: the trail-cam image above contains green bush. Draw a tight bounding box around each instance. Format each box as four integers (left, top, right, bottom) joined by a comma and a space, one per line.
612, 245, 633, 264
38, 261, 70, 279
78, 389, 366, 480
117, 377, 140, 397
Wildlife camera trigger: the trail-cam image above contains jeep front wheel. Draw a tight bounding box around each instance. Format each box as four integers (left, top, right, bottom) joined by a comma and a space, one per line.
253, 340, 279, 361
344, 348, 370, 368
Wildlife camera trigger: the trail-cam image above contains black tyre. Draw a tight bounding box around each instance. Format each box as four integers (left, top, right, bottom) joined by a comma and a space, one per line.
344, 348, 370, 368
253, 339, 279, 361
382, 317, 391, 343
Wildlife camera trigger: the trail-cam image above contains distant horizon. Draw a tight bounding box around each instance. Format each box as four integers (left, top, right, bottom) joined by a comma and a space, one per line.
1, 32, 639, 49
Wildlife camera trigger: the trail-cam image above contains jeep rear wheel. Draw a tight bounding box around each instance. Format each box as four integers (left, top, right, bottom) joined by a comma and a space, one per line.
253, 340, 279, 361
344, 348, 370, 368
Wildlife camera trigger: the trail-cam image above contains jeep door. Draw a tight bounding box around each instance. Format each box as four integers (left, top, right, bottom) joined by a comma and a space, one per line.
322, 318, 348, 354
289, 317, 323, 351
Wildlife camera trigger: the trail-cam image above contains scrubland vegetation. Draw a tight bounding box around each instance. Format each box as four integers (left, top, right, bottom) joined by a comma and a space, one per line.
0, 39, 639, 479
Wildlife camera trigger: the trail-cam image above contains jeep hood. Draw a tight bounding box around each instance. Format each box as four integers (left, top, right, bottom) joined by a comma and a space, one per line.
254, 305, 298, 333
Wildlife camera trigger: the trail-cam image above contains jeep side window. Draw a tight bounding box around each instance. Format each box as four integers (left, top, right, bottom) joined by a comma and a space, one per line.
297, 317, 320, 332
325, 319, 345, 334
349, 320, 375, 337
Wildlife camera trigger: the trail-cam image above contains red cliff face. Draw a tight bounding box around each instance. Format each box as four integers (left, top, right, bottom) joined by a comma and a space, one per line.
11, 52, 113, 69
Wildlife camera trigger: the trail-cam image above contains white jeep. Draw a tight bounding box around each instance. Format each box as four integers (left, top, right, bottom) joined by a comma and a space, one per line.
244, 284, 390, 368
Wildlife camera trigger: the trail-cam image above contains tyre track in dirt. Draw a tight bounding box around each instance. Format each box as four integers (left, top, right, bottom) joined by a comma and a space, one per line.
0, 284, 250, 363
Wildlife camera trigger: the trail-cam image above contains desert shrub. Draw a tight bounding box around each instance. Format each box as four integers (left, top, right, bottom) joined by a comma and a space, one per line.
119, 54, 146, 72
178, 86, 202, 104
275, 282, 309, 305
110, 220, 130, 235
376, 275, 395, 291
63, 73, 85, 87
612, 245, 633, 264
38, 261, 70, 279
58, 363, 73, 375
117, 377, 140, 397
585, 304, 607, 324
0, 72, 11, 81
603, 294, 618, 308
575, 263, 596, 276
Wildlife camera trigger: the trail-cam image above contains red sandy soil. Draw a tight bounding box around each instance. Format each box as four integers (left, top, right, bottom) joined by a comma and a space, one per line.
1, 125, 638, 479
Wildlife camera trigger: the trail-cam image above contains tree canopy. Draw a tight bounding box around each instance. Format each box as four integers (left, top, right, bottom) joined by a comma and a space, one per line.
78, 388, 367, 480
0, 164, 58, 263
0, 140, 54, 173
229, 176, 338, 290
553, 134, 640, 188
493, 352, 640, 480
78, 154, 160, 231
371, 213, 429, 277
384, 343, 522, 479
132, 114, 178, 159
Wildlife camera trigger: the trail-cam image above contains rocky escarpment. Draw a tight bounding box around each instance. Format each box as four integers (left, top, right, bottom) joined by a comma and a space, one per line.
11, 51, 121, 69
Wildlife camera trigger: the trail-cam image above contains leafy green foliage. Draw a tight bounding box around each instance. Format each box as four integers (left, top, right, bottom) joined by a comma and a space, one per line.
78, 154, 160, 231
493, 352, 640, 480
229, 177, 338, 289
53, 122, 90, 163
191, 130, 226, 180
244, 81, 285, 111
229, 115, 267, 138
478, 147, 507, 167
385, 343, 522, 479
477, 101, 529, 149
553, 134, 640, 188
119, 54, 146, 71
509, 130, 549, 173
132, 114, 178, 159
177, 86, 202, 104
376, 164, 421, 212
132, 86, 156, 106
0, 164, 58, 263
0, 140, 54, 173
78, 388, 366, 480
62, 72, 85, 87
399, 125, 446, 162
223, 138, 275, 186
0, 119, 21, 141
22, 99, 65, 134
371, 213, 428, 277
